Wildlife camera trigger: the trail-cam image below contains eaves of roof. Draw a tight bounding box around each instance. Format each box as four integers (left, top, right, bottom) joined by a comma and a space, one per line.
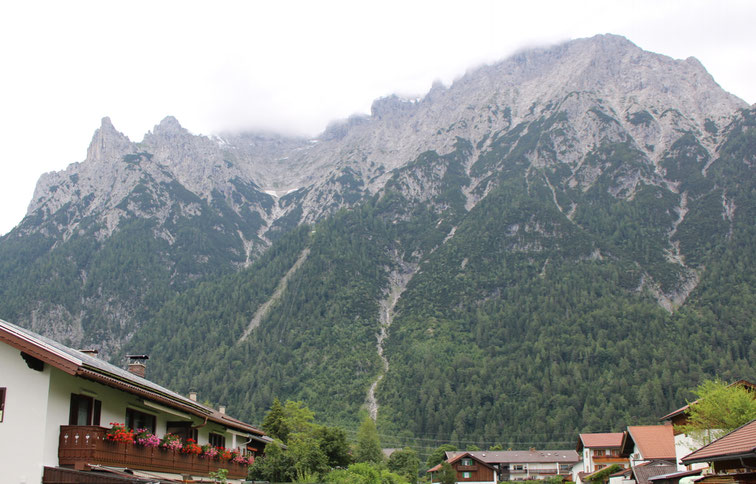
1, 319, 265, 437
681, 419, 756, 465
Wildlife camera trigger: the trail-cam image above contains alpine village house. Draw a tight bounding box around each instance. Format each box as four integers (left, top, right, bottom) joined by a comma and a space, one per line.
0, 318, 271, 484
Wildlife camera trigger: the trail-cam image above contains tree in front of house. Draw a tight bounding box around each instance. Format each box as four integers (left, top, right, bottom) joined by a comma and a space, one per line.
388, 447, 420, 484
676, 379, 756, 445
426, 444, 457, 468
438, 461, 457, 484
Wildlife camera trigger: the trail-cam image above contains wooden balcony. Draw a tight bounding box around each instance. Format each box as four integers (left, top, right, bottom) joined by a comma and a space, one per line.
57, 426, 250, 479
593, 456, 629, 464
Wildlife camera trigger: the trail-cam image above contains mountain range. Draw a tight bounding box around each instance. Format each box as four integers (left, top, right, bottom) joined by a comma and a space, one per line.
0, 34, 753, 449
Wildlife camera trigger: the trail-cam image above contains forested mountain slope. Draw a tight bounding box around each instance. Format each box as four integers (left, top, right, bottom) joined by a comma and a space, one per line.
0, 35, 754, 446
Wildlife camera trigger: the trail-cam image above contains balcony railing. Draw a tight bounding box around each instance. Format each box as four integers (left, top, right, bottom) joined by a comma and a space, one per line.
58, 426, 250, 479
593, 456, 629, 464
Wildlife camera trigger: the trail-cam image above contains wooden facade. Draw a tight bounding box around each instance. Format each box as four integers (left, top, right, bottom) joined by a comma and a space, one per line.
429, 453, 497, 484
453, 459, 495, 482
57, 425, 249, 479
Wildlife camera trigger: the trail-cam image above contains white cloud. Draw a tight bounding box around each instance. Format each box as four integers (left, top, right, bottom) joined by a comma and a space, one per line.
1, 0, 754, 235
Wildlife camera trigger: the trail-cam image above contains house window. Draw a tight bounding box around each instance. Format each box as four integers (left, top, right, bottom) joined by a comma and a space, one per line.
167, 421, 198, 442
69, 394, 101, 426
513, 464, 525, 471
560, 464, 571, 472
463, 471, 471, 478
126, 408, 156, 433
594, 449, 605, 456
0, 387, 5, 422
611, 449, 619, 456
461, 458, 473, 466
209, 432, 226, 448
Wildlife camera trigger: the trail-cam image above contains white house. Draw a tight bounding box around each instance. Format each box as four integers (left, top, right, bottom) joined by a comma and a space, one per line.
575, 432, 629, 482
0, 318, 271, 484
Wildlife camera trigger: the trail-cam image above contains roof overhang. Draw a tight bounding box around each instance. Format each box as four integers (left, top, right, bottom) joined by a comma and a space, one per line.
681, 450, 756, 465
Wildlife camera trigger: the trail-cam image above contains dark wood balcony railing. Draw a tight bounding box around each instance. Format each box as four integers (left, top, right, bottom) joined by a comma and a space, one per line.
593, 456, 629, 464
58, 426, 250, 479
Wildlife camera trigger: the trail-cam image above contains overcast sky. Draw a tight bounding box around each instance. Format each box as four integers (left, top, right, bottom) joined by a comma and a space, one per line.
1, 0, 754, 235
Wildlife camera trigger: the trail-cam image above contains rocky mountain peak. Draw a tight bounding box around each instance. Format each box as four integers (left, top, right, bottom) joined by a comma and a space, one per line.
85, 116, 133, 164
370, 95, 419, 120
144, 115, 189, 143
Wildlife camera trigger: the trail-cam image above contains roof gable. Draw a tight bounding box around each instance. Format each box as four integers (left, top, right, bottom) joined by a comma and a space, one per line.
579, 432, 626, 450
428, 452, 495, 473
627, 425, 676, 460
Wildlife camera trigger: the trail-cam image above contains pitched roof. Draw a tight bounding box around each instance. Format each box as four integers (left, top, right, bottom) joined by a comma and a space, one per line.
659, 380, 756, 421
447, 449, 580, 464
0, 318, 267, 439
631, 461, 678, 484
627, 425, 676, 460
681, 419, 756, 464
578, 432, 625, 449
646, 469, 703, 482
427, 452, 495, 473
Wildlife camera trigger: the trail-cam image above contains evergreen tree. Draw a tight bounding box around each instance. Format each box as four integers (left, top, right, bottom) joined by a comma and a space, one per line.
426, 444, 457, 468
355, 417, 383, 464
388, 448, 420, 484
313, 425, 352, 468
262, 397, 290, 443
439, 461, 457, 484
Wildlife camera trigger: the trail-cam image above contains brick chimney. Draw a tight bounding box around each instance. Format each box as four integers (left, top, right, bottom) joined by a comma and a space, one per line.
126, 354, 149, 378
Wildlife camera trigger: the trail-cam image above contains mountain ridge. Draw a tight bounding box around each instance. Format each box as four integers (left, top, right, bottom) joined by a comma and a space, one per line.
1, 34, 754, 443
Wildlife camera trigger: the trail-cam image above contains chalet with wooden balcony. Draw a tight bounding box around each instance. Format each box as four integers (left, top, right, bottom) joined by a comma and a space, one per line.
0, 318, 271, 484
430, 449, 580, 483
428, 452, 498, 483
575, 432, 630, 482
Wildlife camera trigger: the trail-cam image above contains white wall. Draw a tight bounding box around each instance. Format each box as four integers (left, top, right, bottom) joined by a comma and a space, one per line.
0, 342, 52, 484
572, 460, 585, 482
45, 368, 241, 449
673, 433, 708, 472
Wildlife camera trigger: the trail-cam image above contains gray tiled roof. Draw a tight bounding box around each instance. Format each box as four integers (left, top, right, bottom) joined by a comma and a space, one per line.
447, 449, 580, 464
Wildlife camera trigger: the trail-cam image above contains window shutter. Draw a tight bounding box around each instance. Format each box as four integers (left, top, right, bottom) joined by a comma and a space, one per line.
69, 394, 78, 425
0, 387, 6, 422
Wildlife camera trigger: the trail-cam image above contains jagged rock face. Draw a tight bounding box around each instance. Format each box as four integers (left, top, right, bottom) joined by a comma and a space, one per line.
2, 33, 752, 353
25, 34, 746, 240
